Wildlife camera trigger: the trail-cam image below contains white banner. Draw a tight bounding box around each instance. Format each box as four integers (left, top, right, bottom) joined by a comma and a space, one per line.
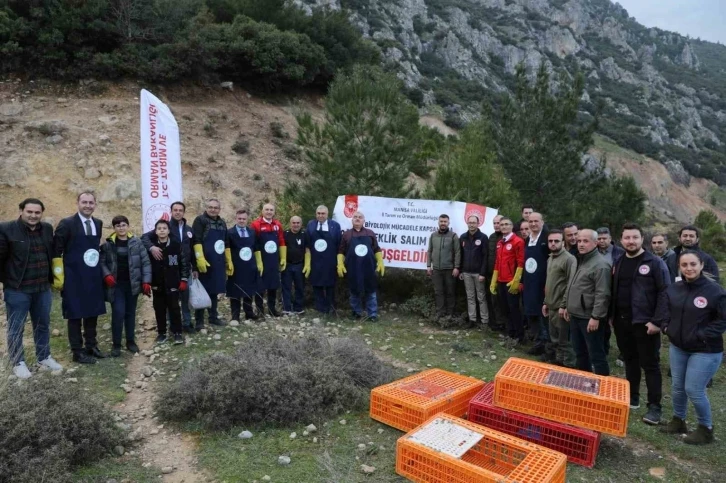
140, 89, 183, 233
333, 195, 498, 269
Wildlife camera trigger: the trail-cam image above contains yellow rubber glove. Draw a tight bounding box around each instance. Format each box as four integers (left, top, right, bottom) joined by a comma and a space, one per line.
224, 248, 234, 276
375, 251, 385, 277
489, 270, 499, 295
52, 257, 64, 290
193, 244, 210, 273
337, 254, 347, 278
254, 250, 264, 276
302, 252, 311, 278
507, 267, 524, 295
279, 246, 287, 271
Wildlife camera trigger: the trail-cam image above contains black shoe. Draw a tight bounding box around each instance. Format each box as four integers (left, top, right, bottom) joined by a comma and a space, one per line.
182, 326, 195, 334
73, 352, 97, 364
173, 333, 184, 345
126, 341, 139, 354
643, 405, 662, 425
194, 324, 206, 332
369, 316, 378, 322
351, 312, 362, 320
245, 313, 258, 321
269, 308, 282, 318
87, 347, 106, 359
630, 396, 640, 410
110, 346, 122, 358
526, 344, 546, 356
210, 318, 227, 326
155, 334, 168, 345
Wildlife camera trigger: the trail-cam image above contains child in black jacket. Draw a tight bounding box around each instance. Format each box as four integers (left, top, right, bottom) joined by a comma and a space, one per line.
148, 220, 190, 345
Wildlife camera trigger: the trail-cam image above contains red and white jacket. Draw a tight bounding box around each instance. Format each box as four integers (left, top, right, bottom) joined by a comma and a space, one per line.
249, 217, 286, 246
494, 233, 525, 283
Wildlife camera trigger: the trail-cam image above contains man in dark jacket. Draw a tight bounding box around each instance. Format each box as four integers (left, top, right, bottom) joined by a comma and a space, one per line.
513, 204, 534, 237
281, 216, 307, 315
673, 225, 720, 283
523, 212, 549, 354
562, 222, 579, 256
0, 198, 62, 378
142, 201, 197, 332
611, 223, 670, 425
651, 233, 677, 281
460, 215, 488, 326
486, 215, 506, 331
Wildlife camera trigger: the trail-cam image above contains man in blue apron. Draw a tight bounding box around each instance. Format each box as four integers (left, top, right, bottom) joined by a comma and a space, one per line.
52, 191, 106, 364
226, 209, 262, 321
191, 198, 233, 329
305, 205, 341, 314
250, 203, 287, 317
522, 212, 549, 355
337, 211, 384, 321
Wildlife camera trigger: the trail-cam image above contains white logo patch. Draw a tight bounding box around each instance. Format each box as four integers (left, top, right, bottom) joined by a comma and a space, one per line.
83, 249, 99, 268
505, 243, 512, 251
638, 265, 650, 275
187, 231, 193, 238
474, 239, 481, 246
314, 239, 328, 252
264, 241, 278, 254
525, 258, 538, 273
355, 244, 369, 257
239, 247, 252, 261
214, 240, 225, 254
694, 297, 708, 309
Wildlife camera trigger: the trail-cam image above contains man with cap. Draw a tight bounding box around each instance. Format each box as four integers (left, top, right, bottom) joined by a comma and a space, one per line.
306, 205, 342, 314
250, 203, 287, 317
226, 209, 261, 322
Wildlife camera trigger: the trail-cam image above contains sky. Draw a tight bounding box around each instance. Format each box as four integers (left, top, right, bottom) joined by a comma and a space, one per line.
615, 0, 726, 44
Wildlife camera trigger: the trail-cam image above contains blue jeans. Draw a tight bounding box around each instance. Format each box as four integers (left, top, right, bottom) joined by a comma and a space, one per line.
195, 296, 218, 326
350, 291, 377, 317
670, 345, 722, 428
281, 263, 305, 312
111, 281, 138, 346
4, 288, 52, 365
168, 288, 191, 327
570, 315, 610, 376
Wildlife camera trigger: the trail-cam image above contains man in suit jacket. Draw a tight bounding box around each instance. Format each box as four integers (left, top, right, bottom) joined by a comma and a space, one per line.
53, 191, 106, 364
305, 205, 342, 314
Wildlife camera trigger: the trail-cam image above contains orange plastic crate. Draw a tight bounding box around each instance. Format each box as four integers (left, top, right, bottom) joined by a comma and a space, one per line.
494, 358, 630, 437
370, 369, 485, 431
396, 413, 567, 483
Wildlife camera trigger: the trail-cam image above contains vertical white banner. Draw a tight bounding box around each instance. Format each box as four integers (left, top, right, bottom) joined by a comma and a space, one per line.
140, 89, 183, 233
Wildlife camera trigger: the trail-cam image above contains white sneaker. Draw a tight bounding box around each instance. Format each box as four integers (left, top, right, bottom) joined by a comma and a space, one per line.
13, 361, 32, 379
39, 356, 63, 372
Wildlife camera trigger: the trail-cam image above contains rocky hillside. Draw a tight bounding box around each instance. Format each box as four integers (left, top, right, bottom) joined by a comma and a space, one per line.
298, 0, 726, 188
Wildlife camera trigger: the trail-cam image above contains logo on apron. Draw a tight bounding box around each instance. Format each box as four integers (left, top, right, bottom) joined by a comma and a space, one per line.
264, 241, 278, 254
355, 244, 369, 257
214, 240, 225, 254
525, 258, 538, 273
83, 249, 100, 267
314, 239, 328, 252
187, 231, 193, 238
694, 296, 708, 309
239, 247, 252, 261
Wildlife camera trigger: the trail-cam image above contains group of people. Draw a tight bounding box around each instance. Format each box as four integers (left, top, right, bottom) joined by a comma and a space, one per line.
0, 194, 386, 375
427, 205, 725, 445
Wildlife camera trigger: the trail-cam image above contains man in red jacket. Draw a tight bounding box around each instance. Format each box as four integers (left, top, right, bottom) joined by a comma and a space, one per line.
249, 204, 286, 317
490, 217, 525, 342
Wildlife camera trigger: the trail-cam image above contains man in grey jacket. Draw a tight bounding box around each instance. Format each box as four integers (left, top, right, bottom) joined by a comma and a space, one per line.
650, 233, 678, 282
542, 229, 576, 367
563, 228, 612, 376
427, 214, 460, 321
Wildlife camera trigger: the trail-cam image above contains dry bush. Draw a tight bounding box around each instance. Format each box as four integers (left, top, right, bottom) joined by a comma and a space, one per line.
156, 333, 394, 429
0, 372, 124, 483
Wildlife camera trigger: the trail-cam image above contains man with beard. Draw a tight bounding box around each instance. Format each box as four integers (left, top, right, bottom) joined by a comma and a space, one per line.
673, 225, 720, 282
611, 223, 670, 425
427, 214, 461, 321
486, 215, 507, 331
562, 222, 579, 256
514, 205, 534, 237
650, 233, 677, 282
542, 229, 576, 367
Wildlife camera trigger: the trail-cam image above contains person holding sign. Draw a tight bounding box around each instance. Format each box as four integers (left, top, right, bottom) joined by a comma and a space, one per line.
52, 191, 106, 364
338, 211, 384, 321
226, 209, 262, 322
305, 205, 341, 314
250, 203, 287, 317
191, 198, 233, 329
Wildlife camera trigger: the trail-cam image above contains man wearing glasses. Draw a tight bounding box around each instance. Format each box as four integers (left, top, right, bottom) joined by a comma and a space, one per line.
191, 198, 233, 329
542, 229, 576, 367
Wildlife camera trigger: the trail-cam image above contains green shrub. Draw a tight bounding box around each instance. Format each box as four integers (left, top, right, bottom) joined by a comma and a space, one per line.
232, 138, 250, 154
0, 373, 123, 483
156, 334, 394, 429
270, 120, 289, 138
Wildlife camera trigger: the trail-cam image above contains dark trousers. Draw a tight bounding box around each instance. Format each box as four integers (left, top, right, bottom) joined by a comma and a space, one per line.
281, 263, 305, 312
497, 283, 523, 340
313, 286, 335, 313
258, 290, 277, 312
168, 288, 191, 327
486, 278, 508, 328
432, 269, 456, 317
111, 281, 138, 347
527, 315, 549, 345
614, 316, 662, 407
195, 295, 218, 327
5, 288, 52, 365
230, 295, 263, 320
570, 315, 610, 376
154, 289, 182, 335
68, 316, 98, 353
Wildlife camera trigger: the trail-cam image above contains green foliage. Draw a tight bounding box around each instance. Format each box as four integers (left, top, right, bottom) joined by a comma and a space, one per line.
425, 120, 520, 216
281, 65, 443, 221
577, 174, 646, 230
694, 210, 726, 260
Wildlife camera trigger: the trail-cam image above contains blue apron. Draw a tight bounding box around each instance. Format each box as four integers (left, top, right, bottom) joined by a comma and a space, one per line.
62, 221, 106, 319
199, 226, 226, 295
258, 229, 281, 290
226, 227, 258, 299
522, 237, 548, 316
309, 227, 337, 287
345, 234, 376, 296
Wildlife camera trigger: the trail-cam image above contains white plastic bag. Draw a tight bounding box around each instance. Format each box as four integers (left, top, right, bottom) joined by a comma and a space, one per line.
188, 278, 212, 310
